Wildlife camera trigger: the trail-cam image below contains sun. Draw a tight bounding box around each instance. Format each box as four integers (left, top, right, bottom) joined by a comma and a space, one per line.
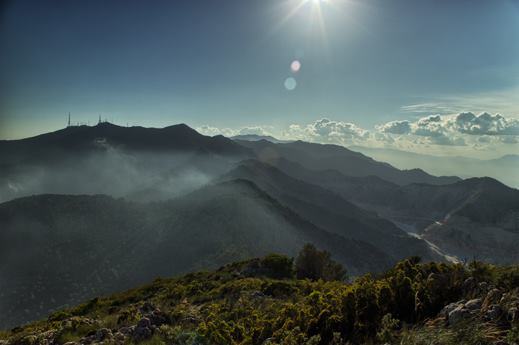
310, 0, 329, 5
267, 0, 335, 46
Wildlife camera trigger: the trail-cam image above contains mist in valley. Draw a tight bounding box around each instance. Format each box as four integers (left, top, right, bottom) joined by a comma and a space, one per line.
0, 147, 222, 203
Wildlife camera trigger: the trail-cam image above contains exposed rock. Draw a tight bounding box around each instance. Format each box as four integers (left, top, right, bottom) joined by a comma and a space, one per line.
508, 306, 519, 322
443, 299, 482, 326
441, 302, 462, 318
483, 289, 502, 310
448, 304, 471, 326
462, 277, 477, 294
133, 327, 152, 342
113, 331, 127, 343
147, 309, 169, 326
465, 298, 482, 311
95, 328, 113, 342
485, 304, 503, 321
478, 281, 489, 293
118, 326, 134, 336
79, 334, 96, 345
132, 317, 153, 341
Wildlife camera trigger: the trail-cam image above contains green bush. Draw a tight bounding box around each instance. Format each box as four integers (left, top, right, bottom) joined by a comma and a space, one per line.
48, 311, 71, 322
508, 326, 519, 345
376, 313, 399, 344
5, 255, 518, 345
261, 254, 294, 279
295, 244, 347, 281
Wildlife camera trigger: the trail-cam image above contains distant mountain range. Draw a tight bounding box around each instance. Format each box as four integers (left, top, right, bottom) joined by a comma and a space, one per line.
263, 155, 519, 263
235, 139, 460, 186
219, 159, 433, 262
351, 146, 519, 189
233, 135, 518, 188
230, 134, 290, 143
0, 123, 518, 328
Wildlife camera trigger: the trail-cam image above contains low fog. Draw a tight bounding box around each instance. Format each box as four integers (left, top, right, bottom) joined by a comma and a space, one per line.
0, 175, 311, 328
0, 146, 228, 203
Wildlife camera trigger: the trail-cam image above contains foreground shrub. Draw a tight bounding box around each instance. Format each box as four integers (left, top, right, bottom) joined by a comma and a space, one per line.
295, 244, 347, 281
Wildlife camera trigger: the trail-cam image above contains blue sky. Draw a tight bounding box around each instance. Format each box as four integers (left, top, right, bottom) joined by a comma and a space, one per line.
1, 0, 519, 156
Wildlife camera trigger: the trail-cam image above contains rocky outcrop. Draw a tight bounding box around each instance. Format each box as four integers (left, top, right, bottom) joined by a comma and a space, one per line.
442, 285, 519, 327
442, 299, 481, 326
73, 302, 170, 345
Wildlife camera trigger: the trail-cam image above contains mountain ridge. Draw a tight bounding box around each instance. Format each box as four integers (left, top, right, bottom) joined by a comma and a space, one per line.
0, 123, 250, 157
0, 179, 393, 328
236, 138, 460, 186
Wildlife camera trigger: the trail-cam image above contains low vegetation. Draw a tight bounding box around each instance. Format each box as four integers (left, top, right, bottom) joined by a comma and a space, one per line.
1, 246, 519, 345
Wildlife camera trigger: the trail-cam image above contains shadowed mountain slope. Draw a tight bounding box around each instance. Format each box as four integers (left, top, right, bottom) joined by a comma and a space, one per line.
235, 139, 460, 186
0, 123, 250, 165
255, 156, 519, 264
264, 157, 519, 232
219, 159, 435, 262
0, 124, 251, 203
0, 180, 390, 329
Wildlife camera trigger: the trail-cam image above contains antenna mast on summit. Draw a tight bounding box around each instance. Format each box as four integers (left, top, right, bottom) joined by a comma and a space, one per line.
68, 112, 71, 127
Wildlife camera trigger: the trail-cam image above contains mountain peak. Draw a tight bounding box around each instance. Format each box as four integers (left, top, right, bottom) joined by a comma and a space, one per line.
460, 176, 510, 191
0, 123, 251, 161
94, 121, 119, 128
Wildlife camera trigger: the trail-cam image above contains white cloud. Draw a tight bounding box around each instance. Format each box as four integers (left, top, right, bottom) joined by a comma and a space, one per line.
376, 112, 519, 147
237, 126, 273, 136
196, 125, 236, 137
196, 125, 273, 138
453, 112, 519, 136
282, 118, 369, 145
412, 115, 445, 137
197, 112, 519, 157
377, 120, 411, 135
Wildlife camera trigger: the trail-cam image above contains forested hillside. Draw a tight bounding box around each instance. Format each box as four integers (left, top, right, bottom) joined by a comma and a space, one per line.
2, 247, 519, 345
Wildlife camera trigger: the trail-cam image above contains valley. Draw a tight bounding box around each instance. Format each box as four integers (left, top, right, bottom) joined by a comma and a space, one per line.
0, 123, 518, 330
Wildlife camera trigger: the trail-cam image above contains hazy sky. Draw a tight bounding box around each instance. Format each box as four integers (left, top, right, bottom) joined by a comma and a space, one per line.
1, 0, 519, 157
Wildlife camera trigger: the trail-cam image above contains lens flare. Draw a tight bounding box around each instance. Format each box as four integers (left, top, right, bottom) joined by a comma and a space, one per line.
284, 77, 297, 91
290, 60, 301, 73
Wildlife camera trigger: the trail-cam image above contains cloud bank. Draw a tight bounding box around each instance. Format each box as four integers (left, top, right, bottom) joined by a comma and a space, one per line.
197, 112, 519, 157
